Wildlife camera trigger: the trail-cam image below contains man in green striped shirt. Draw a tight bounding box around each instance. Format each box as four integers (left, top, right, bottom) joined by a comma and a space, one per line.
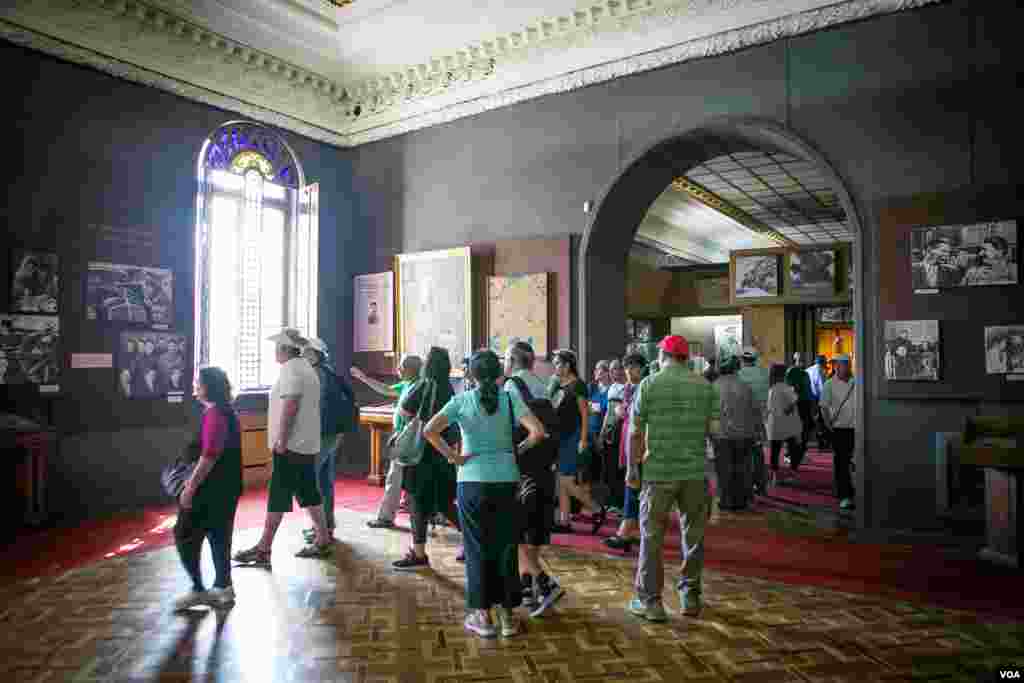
627, 335, 720, 622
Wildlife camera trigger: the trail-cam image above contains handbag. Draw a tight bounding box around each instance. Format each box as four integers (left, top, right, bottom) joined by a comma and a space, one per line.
161, 441, 200, 499
388, 380, 436, 467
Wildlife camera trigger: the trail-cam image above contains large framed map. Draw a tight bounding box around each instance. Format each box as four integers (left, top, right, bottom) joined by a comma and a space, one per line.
396, 247, 473, 375
487, 273, 549, 357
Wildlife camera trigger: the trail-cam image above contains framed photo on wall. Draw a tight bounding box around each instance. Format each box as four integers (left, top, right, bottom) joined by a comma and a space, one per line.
789, 250, 837, 296
116, 330, 189, 398
910, 220, 1018, 292
984, 325, 1024, 375
734, 254, 780, 298
353, 271, 394, 352
395, 247, 472, 375
10, 249, 59, 314
634, 320, 653, 342
85, 262, 174, 328
883, 320, 940, 381
817, 306, 853, 324
0, 314, 60, 387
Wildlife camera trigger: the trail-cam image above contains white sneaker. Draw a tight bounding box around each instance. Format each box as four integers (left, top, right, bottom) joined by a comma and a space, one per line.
208, 586, 236, 607
494, 606, 521, 637
173, 591, 210, 611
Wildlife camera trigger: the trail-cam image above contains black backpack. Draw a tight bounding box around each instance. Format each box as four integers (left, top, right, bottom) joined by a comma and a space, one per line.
505, 376, 560, 470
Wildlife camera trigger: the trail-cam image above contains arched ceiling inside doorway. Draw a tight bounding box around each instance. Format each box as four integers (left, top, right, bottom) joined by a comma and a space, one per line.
634, 149, 853, 265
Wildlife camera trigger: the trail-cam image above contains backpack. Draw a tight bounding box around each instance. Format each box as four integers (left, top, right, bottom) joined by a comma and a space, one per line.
505, 375, 560, 471
321, 368, 359, 435
550, 381, 582, 436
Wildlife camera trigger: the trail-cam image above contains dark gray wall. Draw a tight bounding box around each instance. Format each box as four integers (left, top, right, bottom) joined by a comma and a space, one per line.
350, 1, 1022, 535
2, 42, 356, 521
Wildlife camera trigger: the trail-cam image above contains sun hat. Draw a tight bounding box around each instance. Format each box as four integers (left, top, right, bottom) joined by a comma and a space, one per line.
266, 328, 308, 349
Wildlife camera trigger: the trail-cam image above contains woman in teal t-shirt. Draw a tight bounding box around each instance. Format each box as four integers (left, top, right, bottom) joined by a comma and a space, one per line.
423, 350, 546, 640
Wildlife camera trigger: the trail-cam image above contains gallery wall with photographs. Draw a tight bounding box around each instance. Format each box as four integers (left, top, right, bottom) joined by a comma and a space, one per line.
729, 243, 854, 306
877, 185, 1023, 400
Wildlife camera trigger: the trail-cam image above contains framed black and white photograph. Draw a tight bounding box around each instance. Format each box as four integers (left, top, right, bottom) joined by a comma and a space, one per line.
0, 314, 60, 386
10, 249, 59, 314
734, 255, 780, 298
116, 331, 189, 399
817, 306, 853, 324
884, 320, 940, 381
625, 318, 635, 340
85, 262, 174, 327
789, 250, 837, 296
910, 220, 1018, 292
635, 320, 653, 342
984, 325, 1024, 375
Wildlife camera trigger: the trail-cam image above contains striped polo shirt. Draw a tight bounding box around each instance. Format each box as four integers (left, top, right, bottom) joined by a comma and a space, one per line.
632, 363, 720, 482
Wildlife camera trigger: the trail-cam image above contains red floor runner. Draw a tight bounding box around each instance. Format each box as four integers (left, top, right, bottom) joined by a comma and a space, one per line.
4, 477, 1022, 620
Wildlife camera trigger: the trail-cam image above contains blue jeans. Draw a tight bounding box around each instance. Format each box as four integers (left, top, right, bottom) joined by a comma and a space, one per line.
458, 481, 521, 610
316, 434, 341, 529
174, 500, 238, 591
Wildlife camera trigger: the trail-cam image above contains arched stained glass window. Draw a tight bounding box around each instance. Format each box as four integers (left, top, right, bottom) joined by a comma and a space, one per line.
195, 121, 319, 392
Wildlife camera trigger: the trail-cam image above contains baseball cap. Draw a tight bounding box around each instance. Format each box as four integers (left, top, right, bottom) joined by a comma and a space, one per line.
658, 335, 689, 357
306, 337, 328, 354
266, 328, 307, 349
833, 354, 850, 363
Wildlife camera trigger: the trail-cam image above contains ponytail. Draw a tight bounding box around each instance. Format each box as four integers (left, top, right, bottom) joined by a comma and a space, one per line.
469, 349, 503, 415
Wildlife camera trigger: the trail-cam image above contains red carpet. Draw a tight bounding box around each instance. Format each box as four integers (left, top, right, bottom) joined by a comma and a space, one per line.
4, 476, 1022, 620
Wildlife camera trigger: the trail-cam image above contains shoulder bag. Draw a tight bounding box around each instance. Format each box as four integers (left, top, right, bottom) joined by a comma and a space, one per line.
822, 380, 855, 434
388, 380, 437, 467
161, 440, 200, 500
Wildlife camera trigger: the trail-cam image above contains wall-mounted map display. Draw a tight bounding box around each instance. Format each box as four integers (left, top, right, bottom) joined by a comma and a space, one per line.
734, 255, 779, 298
696, 276, 730, 308
116, 330, 188, 398
0, 314, 59, 386
354, 272, 395, 352
884, 320, 940, 381
487, 273, 548, 357
396, 247, 472, 374
910, 220, 1018, 292
984, 325, 1024, 375
10, 249, 59, 314
789, 250, 836, 296
86, 262, 173, 327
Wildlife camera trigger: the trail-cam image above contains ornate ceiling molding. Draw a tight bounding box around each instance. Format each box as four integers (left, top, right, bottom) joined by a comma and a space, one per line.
1, 0, 942, 148
671, 177, 795, 247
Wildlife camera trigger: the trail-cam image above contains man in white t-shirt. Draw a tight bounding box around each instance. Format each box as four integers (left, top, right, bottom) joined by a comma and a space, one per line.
234, 328, 332, 565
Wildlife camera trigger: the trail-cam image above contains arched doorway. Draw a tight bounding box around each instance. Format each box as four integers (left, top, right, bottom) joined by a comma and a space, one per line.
578, 117, 867, 524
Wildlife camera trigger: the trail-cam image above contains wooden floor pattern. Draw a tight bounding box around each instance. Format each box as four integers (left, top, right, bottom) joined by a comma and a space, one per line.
1, 508, 1021, 683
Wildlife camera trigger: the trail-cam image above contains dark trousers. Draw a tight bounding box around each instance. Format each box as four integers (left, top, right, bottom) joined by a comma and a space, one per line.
409, 495, 460, 545
714, 438, 754, 510
174, 499, 239, 591
458, 482, 521, 610
797, 400, 814, 444
831, 428, 856, 500
814, 401, 831, 449
623, 464, 643, 520
769, 437, 805, 471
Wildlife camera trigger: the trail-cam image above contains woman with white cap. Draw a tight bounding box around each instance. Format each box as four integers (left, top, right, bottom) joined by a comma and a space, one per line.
302, 337, 357, 542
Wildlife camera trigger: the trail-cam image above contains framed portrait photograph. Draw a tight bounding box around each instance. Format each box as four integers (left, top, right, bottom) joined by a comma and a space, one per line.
789, 250, 837, 296
0, 314, 60, 387
984, 325, 1024, 375
635, 320, 653, 342
625, 318, 636, 340
910, 220, 1018, 292
86, 262, 174, 327
353, 272, 394, 352
884, 320, 940, 381
10, 249, 59, 314
116, 330, 189, 398
734, 255, 780, 298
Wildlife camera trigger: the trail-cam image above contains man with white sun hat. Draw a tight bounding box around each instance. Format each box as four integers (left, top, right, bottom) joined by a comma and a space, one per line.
234, 328, 333, 565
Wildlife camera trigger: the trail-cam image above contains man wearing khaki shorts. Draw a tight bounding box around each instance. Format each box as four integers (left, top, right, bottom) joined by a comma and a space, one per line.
234, 328, 332, 565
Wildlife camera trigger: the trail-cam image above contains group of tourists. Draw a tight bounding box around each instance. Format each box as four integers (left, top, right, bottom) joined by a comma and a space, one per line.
168, 325, 856, 636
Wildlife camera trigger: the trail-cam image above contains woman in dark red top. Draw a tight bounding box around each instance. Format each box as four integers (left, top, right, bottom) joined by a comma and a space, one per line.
173, 366, 243, 611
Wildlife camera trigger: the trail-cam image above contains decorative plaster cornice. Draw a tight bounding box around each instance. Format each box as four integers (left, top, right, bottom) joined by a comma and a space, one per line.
346, 0, 943, 145
671, 177, 795, 247
1, 0, 943, 148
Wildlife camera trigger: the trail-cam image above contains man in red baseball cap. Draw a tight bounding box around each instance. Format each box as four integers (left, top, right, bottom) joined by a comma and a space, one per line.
626, 334, 720, 622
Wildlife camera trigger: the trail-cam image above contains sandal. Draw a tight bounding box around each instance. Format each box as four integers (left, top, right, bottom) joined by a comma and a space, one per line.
295, 542, 333, 559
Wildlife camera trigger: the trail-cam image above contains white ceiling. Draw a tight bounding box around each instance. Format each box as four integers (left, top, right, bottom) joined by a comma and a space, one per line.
0, 0, 937, 146
635, 150, 852, 264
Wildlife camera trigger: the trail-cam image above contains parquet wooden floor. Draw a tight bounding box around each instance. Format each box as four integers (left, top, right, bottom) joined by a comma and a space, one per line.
1, 508, 1021, 683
